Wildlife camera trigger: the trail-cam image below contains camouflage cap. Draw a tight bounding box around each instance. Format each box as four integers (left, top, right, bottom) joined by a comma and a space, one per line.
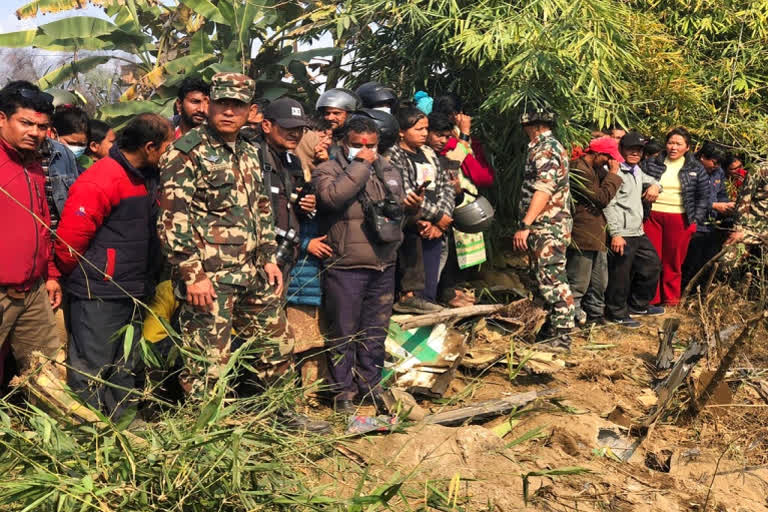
520, 107, 556, 126
210, 72, 255, 103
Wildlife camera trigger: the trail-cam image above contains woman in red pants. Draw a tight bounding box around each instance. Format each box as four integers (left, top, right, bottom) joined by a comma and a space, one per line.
641, 127, 709, 306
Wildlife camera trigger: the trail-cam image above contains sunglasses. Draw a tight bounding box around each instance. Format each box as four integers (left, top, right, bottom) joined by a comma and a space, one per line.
16, 88, 54, 105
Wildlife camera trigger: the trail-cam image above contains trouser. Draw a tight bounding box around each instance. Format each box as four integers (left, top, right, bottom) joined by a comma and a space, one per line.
644, 210, 696, 305
324, 266, 395, 401
178, 282, 292, 397
438, 230, 461, 303
565, 249, 607, 320
528, 231, 575, 330
285, 304, 329, 398
0, 280, 62, 375
605, 235, 661, 320
682, 231, 725, 292
67, 296, 141, 418
421, 237, 443, 302
397, 230, 425, 295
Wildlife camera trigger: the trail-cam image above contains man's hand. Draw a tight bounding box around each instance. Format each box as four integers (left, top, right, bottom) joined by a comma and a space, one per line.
513, 229, 530, 251
45, 279, 62, 309
418, 221, 442, 239
455, 113, 472, 136
264, 262, 284, 296
186, 277, 217, 312
610, 235, 627, 256
450, 172, 462, 195
314, 142, 330, 162
643, 184, 661, 203
298, 192, 316, 213
725, 230, 744, 246
712, 201, 736, 214
608, 158, 620, 174
356, 147, 377, 164
307, 235, 333, 259
435, 214, 453, 231
404, 191, 424, 212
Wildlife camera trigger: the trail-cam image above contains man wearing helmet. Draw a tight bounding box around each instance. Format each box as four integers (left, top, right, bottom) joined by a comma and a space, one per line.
295, 88, 360, 173
514, 106, 575, 349
356, 82, 399, 115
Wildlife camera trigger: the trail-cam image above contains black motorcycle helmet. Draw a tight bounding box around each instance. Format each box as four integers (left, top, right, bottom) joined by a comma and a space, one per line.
355, 82, 399, 113
347, 108, 400, 152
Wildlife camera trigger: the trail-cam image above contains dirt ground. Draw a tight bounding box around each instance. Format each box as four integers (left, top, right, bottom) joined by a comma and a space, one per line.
325, 303, 768, 511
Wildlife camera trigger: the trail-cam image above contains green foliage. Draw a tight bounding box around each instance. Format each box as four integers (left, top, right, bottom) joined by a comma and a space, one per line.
1, 0, 342, 125
342, 0, 768, 234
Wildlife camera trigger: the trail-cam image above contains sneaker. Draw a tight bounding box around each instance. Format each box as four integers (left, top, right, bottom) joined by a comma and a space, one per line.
607, 316, 641, 328
393, 295, 443, 314
629, 305, 666, 316
575, 310, 587, 326
277, 410, 332, 434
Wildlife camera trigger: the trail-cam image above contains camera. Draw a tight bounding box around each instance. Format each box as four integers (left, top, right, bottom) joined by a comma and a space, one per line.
275, 227, 300, 267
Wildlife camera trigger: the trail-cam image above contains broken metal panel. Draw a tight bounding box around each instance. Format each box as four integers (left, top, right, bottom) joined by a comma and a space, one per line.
422, 388, 558, 426
383, 321, 466, 396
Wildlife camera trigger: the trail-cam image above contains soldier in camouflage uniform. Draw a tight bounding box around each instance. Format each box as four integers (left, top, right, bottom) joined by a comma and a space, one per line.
723, 162, 768, 260
514, 107, 575, 349
157, 73, 291, 397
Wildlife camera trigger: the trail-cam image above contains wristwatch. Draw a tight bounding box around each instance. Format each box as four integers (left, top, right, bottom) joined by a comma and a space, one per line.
519, 220, 532, 231
459, 132, 471, 142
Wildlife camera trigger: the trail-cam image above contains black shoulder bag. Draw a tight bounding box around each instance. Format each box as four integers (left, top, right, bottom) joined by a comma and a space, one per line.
357, 158, 404, 244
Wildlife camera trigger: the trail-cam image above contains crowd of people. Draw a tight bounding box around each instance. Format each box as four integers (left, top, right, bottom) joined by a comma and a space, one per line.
0, 72, 764, 429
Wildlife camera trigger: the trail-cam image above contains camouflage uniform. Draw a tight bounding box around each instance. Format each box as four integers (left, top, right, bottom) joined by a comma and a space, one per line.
732, 164, 768, 245
520, 130, 575, 330
722, 163, 768, 267
157, 73, 291, 396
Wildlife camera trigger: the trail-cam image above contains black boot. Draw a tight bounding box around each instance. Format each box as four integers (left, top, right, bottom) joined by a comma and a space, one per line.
536, 326, 572, 351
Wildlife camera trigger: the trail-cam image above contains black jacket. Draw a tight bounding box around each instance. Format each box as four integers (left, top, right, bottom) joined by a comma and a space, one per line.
641, 151, 709, 225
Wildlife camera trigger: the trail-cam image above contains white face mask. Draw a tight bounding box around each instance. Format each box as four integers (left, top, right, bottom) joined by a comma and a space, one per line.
373, 106, 391, 115
347, 146, 362, 160
347, 146, 376, 161
67, 145, 86, 158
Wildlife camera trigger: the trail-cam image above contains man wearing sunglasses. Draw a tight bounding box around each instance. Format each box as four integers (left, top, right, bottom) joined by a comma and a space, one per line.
0, 81, 63, 380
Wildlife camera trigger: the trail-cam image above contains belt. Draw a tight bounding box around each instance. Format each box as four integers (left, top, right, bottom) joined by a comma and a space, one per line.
0, 277, 43, 298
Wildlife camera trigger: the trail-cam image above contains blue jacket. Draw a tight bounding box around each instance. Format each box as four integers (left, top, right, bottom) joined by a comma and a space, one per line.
44, 138, 81, 219
641, 151, 709, 225
699, 166, 730, 233
286, 218, 323, 306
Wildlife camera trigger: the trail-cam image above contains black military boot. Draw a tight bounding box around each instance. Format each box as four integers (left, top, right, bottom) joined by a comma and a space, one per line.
536, 326, 572, 352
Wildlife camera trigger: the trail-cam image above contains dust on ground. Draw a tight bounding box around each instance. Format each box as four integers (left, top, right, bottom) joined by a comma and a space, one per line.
317, 301, 768, 511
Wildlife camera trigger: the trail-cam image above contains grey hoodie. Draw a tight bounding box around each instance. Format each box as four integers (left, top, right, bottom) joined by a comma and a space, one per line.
603, 162, 660, 238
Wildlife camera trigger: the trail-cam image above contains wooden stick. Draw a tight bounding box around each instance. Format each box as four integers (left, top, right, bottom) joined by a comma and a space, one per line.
681, 246, 729, 303
396, 304, 507, 330
692, 311, 767, 416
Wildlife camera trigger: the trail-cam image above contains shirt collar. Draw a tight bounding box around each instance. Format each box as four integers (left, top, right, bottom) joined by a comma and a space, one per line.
528, 130, 552, 148
620, 161, 640, 175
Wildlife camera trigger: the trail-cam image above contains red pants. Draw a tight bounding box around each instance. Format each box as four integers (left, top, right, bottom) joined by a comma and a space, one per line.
643, 210, 696, 305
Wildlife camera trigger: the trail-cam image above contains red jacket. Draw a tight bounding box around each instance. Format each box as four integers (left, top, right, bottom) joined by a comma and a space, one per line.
55, 147, 156, 299
0, 137, 59, 288
441, 137, 495, 188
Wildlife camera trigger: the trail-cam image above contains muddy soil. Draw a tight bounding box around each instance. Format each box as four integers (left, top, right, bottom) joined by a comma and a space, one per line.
325, 307, 768, 511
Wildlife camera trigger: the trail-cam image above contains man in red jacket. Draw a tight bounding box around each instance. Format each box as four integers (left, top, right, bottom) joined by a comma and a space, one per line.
0, 81, 63, 377
55, 113, 173, 418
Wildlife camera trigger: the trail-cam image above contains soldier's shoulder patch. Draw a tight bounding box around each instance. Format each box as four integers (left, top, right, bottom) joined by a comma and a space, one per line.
174, 130, 203, 154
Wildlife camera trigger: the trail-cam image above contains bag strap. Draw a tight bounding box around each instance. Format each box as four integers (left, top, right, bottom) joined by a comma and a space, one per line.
355, 157, 397, 206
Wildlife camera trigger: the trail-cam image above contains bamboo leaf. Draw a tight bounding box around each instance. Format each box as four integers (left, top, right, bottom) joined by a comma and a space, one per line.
37, 56, 111, 89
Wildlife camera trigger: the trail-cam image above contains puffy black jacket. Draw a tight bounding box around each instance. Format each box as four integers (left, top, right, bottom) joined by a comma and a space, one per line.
55, 145, 159, 299
641, 151, 709, 225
